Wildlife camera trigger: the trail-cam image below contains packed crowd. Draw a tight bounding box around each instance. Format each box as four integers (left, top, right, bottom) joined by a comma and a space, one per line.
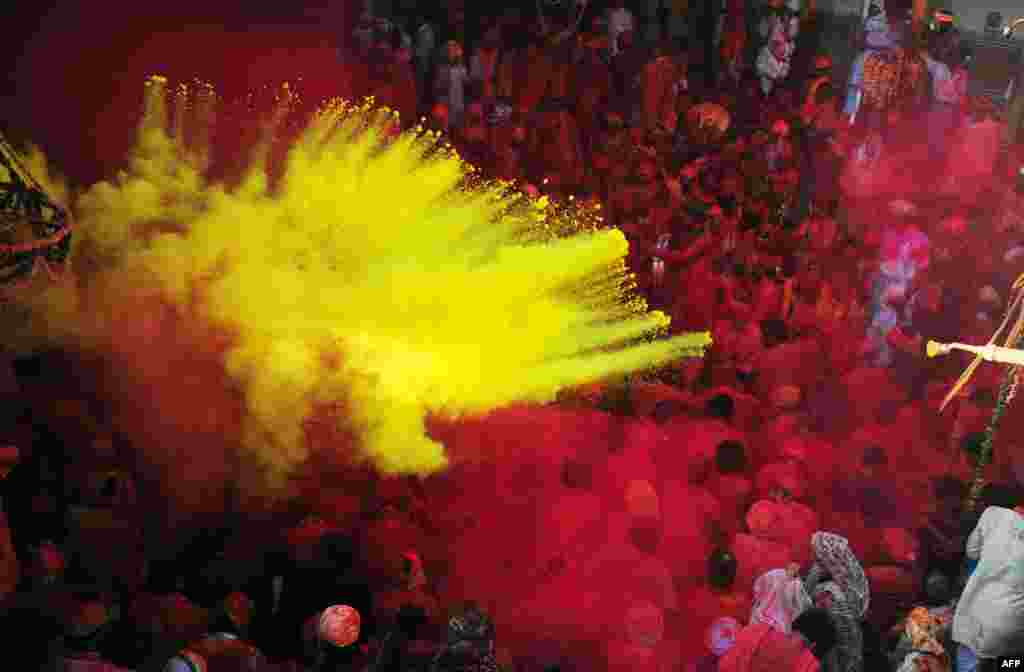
3, 0, 1024, 671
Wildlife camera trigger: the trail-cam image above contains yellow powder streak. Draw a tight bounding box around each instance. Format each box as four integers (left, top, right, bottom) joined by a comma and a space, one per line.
16, 77, 710, 484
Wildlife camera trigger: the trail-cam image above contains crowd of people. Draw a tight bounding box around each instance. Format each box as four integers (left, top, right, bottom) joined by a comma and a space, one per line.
3, 0, 1024, 671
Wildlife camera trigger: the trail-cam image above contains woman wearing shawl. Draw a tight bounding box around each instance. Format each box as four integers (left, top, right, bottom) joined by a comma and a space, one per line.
750, 565, 813, 634
802, 532, 870, 672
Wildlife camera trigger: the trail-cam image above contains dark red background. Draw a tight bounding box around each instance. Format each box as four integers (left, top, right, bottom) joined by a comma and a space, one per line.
1, 1, 359, 186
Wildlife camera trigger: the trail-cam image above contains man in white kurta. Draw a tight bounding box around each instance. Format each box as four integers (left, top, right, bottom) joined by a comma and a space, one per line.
952, 505, 1024, 669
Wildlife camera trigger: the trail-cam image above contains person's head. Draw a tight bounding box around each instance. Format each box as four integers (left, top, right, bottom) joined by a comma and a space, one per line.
652, 399, 685, 424
715, 440, 748, 475
981, 482, 1022, 510
705, 393, 735, 422
707, 547, 738, 590
791, 607, 838, 660
923, 570, 952, 606
445, 40, 464, 65
760, 318, 789, 348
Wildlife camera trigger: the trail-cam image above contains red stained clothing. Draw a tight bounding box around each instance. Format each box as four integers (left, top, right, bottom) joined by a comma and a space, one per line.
708, 473, 753, 538
754, 462, 810, 502
752, 339, 825, 402
658, 418, 743, 485
718, 622, 820, 672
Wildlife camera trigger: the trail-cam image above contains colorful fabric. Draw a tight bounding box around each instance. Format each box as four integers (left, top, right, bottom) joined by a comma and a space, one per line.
894, 607, 952, 672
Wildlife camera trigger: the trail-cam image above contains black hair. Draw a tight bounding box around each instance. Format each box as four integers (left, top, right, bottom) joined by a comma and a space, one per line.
961, 432, 986, 465
781, 254, 799, 278
704, 394, 735, 421
707, 547, 738, 590
715, 440, 747, 475
792, 607, 838, 659
982, 482, 1024, 510
862, 444, 887, 466
101, 475, 119, 499
932, 476, 966, 502
760, 318, 789, 347
742, 210, 762, 232
652, 398, 685, 424
922, 569, 952, 606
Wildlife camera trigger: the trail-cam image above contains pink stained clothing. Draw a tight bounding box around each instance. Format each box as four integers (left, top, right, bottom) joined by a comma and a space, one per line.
582, 514, 678, 610
718, 622, 820, 672
709, 473, 753, 539
660, 482, 721, 580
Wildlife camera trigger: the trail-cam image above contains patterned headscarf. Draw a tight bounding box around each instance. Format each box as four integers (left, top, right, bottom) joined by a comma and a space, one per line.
811, 532, 869, 617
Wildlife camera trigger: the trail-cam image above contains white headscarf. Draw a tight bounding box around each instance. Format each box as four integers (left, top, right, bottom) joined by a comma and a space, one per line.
750, 569, 813, 634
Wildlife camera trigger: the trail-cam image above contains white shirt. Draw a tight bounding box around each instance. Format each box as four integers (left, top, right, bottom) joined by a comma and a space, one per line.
953, 506, 1024, 658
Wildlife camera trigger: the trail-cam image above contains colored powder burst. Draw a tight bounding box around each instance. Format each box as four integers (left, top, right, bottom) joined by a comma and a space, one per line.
19, 76, 710, 486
